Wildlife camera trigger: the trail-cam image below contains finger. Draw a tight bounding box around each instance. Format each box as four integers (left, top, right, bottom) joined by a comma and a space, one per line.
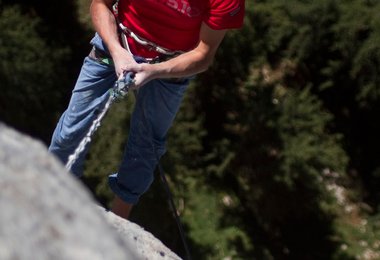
118, 72, 125, 80
117, 69, 127, 79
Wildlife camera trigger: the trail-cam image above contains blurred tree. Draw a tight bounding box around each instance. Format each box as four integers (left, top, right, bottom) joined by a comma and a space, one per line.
2, 0, 380, 259
178, 0, 380, 258
1, 0, 91, 74
0, 4, 69, 142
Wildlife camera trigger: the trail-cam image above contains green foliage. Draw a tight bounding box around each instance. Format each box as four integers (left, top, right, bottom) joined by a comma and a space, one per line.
333, 1, 380, 105
0, 4, 69, 141
211, 81, 349, 258
175, 1, 380, 258
165, 86, 253, 259
76, 0, 92, 30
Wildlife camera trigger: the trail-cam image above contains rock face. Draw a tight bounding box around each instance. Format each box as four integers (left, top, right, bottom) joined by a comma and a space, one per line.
0, 123, 181, 260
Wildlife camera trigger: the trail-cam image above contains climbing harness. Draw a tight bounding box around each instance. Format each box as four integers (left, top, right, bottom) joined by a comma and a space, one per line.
118, 23, 184, 57
113, 0, 183, 62
65, 72, 135, 170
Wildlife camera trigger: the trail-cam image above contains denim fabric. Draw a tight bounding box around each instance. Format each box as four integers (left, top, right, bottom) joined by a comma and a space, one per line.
49, 33, 189, 204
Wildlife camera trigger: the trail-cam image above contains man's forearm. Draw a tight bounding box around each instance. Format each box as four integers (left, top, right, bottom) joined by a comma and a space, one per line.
148, 48, 214, 79
90, 0, 124, 56
145, 24, 227, 80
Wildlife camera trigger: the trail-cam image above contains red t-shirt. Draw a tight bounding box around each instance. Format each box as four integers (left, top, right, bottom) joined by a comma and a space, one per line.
117, 0, 245, 58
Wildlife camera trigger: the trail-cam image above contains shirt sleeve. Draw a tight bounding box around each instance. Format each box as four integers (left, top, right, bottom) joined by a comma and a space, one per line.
204, 0, 245, 30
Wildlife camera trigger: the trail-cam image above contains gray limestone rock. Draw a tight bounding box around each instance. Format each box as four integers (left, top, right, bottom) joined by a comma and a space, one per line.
99, 207, 181, 260
0, 123, 181, 260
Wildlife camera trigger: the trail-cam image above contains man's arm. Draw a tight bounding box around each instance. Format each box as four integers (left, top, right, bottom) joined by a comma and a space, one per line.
90, 0, 227, 87
90, 0, 141, 77
135, 23, 227, 87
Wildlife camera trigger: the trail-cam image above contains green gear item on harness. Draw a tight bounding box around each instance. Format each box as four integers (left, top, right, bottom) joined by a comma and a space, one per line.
89, 46, 114, 66
100, 57, 113, 65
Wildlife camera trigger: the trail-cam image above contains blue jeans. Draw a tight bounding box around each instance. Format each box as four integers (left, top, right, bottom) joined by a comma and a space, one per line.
49, 34, 189, 204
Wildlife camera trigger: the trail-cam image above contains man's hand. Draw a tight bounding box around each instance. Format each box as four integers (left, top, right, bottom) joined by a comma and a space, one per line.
111, 46, 141, 78
111, 48, 154, 89
131, 64, 155, 89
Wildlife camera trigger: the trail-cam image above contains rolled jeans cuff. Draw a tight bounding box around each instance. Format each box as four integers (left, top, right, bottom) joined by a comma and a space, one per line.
108, 173, 140, 205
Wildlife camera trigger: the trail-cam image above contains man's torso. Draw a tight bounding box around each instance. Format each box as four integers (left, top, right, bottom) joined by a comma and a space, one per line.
117, 0, 244, 58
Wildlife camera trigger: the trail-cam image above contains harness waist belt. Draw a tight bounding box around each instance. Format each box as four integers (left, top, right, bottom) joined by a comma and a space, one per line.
88, 46, 175, 65
118, 23, 184, 57
88, 46, 186, 83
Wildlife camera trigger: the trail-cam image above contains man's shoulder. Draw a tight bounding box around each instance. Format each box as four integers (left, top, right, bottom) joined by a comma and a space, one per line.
206, 0, 245, 30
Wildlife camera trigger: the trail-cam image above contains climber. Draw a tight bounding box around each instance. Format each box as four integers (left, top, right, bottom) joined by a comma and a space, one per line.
48, 0, 245, 219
